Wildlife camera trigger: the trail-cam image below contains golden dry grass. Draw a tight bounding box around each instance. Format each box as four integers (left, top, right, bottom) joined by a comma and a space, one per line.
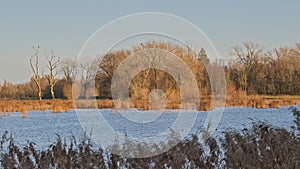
0, 95, 299, 115
0, 100, 74, 115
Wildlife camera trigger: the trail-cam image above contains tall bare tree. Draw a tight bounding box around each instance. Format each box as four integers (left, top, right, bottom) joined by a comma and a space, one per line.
29, 46, 43, 100
79, 58, 98, 99
231, 42, 263, 92
60, 58, 78, 83
59, 58, 78, 99
45, 50, 60, 99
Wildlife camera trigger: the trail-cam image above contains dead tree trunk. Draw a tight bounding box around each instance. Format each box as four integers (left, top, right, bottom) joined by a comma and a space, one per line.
29, 46, 43, 100
45, 50, 60, 99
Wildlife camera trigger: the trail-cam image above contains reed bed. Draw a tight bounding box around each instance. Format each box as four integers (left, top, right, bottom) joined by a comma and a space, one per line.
0, 96, 299, 117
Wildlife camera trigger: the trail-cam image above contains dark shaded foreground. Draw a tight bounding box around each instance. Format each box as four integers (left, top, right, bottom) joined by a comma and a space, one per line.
1, 108, 300, 169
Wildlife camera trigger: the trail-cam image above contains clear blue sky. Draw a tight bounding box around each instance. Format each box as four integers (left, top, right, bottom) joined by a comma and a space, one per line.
0, 0, 299, 83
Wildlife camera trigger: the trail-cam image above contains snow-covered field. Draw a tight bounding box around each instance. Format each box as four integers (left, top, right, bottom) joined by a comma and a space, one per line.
0, 106, 298, 150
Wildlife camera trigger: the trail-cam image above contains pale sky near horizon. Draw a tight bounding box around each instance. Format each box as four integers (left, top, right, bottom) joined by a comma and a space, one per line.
0, 1, 299, 83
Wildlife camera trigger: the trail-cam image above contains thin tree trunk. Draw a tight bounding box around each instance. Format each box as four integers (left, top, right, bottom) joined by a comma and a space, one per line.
50, 84, 55, 99
38, 87, 42, 100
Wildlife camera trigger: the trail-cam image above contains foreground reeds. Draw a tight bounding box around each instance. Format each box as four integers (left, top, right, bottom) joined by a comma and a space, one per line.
0, 108, 300, 168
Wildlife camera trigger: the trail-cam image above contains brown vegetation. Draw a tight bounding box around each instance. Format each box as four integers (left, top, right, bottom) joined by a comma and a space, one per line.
0, 41, 300, 115
0, 95, 299, 116
0, 100, 74, 115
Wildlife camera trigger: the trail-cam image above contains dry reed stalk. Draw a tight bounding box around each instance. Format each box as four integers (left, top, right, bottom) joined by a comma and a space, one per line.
269, 100, 281, 108
21, 108, 27, 118
52, 100, 63, 113
98, 100, 113, 109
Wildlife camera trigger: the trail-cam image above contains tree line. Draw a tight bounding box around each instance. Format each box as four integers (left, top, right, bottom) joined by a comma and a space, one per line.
0, 41, 299, 100
228, 42, 300, 95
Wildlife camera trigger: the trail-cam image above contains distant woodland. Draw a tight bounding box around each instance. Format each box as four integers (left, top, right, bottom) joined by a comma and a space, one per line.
0, 41, 300, 101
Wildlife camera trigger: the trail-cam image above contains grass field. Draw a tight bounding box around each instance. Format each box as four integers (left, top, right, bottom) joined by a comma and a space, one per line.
0, 95, 299, 116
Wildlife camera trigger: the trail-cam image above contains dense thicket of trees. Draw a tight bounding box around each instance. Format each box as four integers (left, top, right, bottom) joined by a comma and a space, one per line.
228, 42, 300, 95
0, 41, 299, 100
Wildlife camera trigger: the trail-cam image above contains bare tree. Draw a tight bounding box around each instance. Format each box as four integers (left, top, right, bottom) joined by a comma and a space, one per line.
60, 58, 77, 83
231, 42, 263, 92
79, 58, 98, 99
29, 46, 43, 100
45, 50, 60, 99
1, 81, 17, 99
96, 51, 129, 98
